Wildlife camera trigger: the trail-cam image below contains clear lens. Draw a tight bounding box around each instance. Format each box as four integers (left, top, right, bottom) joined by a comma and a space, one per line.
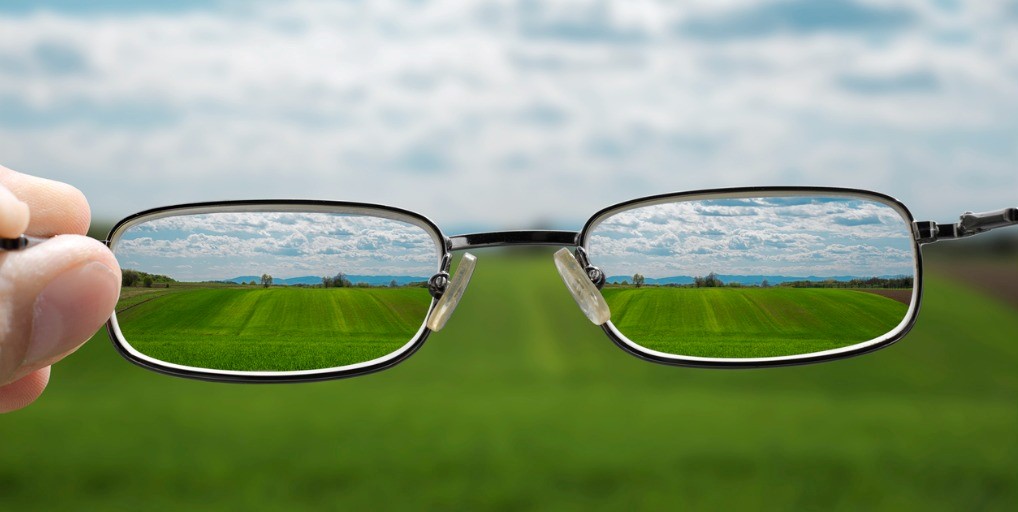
586, 193, 917, 360
110, 208, 441, 373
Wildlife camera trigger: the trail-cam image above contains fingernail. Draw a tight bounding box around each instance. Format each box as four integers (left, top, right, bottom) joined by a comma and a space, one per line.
24, 262, 119, 367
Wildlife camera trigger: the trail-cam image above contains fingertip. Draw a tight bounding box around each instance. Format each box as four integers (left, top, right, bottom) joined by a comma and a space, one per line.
0, 184, 30, 238
0, 367, 50, 414
61, 183, 92, 234
33, 179, 92, 236
0, 165, 91, 236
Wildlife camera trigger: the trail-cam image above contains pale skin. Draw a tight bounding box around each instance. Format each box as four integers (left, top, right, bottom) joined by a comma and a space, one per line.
0, 165, 121, 413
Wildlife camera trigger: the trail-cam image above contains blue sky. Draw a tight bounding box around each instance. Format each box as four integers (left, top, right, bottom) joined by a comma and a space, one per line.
0, 0, 1015, 232
588, 195, 915, 278
115, 211, 440, 281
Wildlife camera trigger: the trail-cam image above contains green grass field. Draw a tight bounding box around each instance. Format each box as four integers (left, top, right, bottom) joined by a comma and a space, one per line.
1, 249, 1015, 511
604, 287, 909, 358
116, 286, 432, 371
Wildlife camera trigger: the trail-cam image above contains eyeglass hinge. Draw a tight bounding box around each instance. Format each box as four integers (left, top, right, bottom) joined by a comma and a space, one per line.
574, 246, 606, 290
914, 207, 1017, 244
428, 253, 453, 299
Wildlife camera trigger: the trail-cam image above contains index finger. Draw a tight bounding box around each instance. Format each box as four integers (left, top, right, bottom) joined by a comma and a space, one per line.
0, 165, 91, 237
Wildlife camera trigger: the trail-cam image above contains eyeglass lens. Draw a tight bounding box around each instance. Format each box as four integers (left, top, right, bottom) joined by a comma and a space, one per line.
111, 210, 441, 372
586, 194, 917, 359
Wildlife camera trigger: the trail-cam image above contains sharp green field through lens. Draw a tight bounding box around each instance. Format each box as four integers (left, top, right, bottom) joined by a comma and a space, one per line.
603, 287, 909, 358
587, 192, 918, 359
116, 285, 432, 371
110, 208, 440, 373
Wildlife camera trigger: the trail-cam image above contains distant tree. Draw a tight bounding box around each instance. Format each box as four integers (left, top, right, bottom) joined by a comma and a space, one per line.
760, 279, 770, 288
694, 272, 723, 288
632, 273, 646, 288
389, 279, 398, 288
260, 274, 272, 288
122, 269, 140, 287
322, 272, 352, 288
705, 272, 722, 288
621, 280, 629, 286
143, 276, 153, 288
249, 280, 257, 286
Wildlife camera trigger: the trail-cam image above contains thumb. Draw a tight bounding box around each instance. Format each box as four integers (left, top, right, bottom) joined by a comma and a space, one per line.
0, 235, 121, 411
0, 171, 121, 414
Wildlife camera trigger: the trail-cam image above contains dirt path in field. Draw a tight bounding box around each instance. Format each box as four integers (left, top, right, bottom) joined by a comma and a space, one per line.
928, 260, 1018, 310
116, 294, 166, 315
855, 289, 912, 305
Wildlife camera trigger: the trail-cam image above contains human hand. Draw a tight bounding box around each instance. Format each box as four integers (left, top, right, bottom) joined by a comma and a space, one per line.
0, 165, 121, 413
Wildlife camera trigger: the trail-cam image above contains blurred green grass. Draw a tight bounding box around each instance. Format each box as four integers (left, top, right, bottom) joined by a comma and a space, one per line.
1, 248, 1015, 511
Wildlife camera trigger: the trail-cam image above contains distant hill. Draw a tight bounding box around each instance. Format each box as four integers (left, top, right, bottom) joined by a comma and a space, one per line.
606, 274, 907, 286
225, 275, 429, 286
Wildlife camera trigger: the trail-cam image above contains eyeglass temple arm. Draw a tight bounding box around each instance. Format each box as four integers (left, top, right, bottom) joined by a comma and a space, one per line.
915, 207, 1018, 245
0, 234, 48, 251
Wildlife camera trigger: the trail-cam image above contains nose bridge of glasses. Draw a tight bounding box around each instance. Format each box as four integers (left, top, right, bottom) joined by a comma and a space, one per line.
448, 230, 580, 251
445, 231, 609, 325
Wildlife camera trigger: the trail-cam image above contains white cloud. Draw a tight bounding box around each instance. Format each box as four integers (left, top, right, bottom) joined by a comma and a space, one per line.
587, 196, 915, 277
115, 211, 439, 280
0, 0, 1014, 230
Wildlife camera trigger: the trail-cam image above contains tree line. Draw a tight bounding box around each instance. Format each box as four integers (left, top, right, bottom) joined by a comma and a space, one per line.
252, 272, 426, 289
613, 272, 723, 288
321, 272, 352, 288
319, 272, 420, 289
609, 272, 913, 289
777, 276, 913, 289
122, 269, 176, 288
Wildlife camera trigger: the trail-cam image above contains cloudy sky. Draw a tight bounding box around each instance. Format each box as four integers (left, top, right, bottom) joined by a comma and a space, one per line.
0, 0, 1015, 233
588, 195, 915, 278
116, 211, 439, 281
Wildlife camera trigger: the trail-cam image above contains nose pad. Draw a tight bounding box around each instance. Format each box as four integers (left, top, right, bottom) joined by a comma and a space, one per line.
553, 248, 610, 325
426, 253, 477, 332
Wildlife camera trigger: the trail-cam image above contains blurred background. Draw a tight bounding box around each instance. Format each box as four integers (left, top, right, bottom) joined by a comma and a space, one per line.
1, 1, 1015, 510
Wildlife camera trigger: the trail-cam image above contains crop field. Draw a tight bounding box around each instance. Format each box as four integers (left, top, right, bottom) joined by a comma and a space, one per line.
602, 287, 911, 358
115, 286, 433, 371
2, 249, 1015, 511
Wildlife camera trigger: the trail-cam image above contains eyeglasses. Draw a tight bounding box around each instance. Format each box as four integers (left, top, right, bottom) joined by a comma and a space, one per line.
5, 187, 1014, 382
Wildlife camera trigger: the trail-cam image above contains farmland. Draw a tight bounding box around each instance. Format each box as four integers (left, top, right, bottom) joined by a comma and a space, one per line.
602, 287, 910, 358
115, 285, 433, 371
1, 250, 1015, 510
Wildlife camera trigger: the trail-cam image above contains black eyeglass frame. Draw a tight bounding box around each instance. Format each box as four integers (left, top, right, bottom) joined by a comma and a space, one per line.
104, 200, 449, 383
578, 187, 924, 369
86, 185, 1014, 383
